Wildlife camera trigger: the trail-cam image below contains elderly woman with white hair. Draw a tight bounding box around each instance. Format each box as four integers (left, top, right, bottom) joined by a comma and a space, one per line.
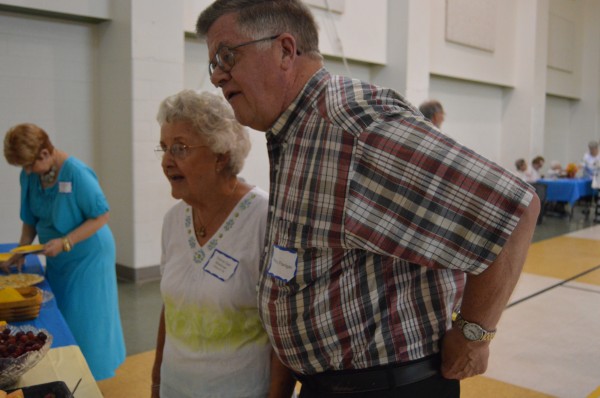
582, 140, 600, 179
151, 90, 294, 398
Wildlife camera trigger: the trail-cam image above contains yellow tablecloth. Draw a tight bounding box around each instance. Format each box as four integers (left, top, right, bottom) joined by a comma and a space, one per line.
12, 345, 102, 397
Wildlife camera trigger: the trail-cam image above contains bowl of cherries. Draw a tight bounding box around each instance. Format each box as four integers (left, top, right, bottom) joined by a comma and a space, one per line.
0, 326, 52, 389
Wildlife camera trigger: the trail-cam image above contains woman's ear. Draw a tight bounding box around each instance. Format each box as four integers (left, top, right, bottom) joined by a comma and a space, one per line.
38, 148, 51, 160
215, 152, 231, 173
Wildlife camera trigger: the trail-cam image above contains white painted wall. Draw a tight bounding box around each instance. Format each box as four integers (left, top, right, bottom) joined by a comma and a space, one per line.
0, 11, 97, 243
0, 0, 109, 20
1, 0, 599, 278
544, 96, 575, 167
428, 77, 504, 163
429, 0, 518, 87
546, 0, 583, 99
183, 0, 388, 64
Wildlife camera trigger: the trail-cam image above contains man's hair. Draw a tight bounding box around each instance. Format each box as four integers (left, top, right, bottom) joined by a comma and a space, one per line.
196, 0, 322, 60
418, 100, 444, 122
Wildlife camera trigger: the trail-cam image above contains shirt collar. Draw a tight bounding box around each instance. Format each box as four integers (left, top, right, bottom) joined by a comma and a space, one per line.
267, 68, 330, 144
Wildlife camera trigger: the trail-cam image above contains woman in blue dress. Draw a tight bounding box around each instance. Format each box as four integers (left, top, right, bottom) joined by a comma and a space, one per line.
3, 123, 126, 380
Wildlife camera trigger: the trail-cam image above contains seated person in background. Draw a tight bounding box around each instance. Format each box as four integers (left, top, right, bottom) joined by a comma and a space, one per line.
582, 140, 600, 178
546, 161, 563, 179
529, 156, 545, 181
419, 99, 445, 129
514, 158, 529, 181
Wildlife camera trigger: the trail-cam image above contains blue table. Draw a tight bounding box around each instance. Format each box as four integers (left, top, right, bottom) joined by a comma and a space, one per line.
0, 243, 77, 348
537, 178, 594, 207
0, 244, 103, 396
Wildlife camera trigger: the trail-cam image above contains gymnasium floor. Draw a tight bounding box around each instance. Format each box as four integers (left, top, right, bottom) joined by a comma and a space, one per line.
102, 205, 600, 398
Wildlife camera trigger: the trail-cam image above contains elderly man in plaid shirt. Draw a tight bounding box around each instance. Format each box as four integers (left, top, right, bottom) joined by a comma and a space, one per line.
197, 1, 540, 397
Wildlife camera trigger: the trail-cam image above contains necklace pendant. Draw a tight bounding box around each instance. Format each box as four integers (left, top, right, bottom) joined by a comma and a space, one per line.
41, 165, 57, 185
197, 226, 206, 238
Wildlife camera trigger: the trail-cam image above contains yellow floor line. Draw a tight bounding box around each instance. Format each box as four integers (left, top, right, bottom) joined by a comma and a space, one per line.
587, 385, 600, 398
524, 237, 600, 285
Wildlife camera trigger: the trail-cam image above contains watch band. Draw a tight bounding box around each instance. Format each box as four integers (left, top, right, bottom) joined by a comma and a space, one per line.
454, 312, 496, 342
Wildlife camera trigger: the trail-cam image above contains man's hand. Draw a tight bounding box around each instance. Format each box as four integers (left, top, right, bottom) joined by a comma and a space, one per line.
440, 327, 490, 380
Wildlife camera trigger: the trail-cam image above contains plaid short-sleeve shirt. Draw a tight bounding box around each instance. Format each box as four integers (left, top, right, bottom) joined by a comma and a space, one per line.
258, 69, 534, 374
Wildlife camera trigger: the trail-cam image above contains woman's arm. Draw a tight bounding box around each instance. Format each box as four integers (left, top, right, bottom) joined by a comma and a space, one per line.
43, 212, 110, 257
151, 306, 166, 398
268, 350, 296, 398
18, 223, 37, 247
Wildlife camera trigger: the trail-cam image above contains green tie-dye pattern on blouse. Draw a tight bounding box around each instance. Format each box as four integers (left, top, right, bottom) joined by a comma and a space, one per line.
164, 296, 269, 351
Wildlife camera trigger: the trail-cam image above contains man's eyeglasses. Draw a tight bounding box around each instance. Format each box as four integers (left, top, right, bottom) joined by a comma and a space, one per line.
208, 34, 281, 77
155, 143, 208, 160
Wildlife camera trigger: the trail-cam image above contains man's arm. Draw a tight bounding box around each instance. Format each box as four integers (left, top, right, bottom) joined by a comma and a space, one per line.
441, 193, 540, 379
268, 351, 296, 398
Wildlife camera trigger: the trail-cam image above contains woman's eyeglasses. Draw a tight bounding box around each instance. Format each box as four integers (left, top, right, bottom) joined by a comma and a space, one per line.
154, 143, 208, 160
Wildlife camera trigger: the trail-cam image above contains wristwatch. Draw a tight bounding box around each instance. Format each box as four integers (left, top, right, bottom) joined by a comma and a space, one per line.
454, 312, 496, 342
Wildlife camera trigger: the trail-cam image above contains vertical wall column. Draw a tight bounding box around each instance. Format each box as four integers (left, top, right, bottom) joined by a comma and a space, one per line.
500, 0, 549, 167
97, 0, 184, 279
403, 0, 433, 106
371, 0, 431, 106
130, 0, 183, 276
571, 0, 600, 152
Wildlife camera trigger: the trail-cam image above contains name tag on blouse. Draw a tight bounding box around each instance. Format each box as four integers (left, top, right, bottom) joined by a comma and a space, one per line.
203, 249, 239, 281
268, 245, 297, 282
59, 182, 72, 193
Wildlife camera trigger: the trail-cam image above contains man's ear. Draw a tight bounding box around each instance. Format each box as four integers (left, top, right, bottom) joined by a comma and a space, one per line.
279, 33, 297, 69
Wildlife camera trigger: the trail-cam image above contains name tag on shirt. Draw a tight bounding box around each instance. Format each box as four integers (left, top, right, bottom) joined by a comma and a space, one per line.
203, 249, 239, 281
268, 245, 297, 282
59, 182, 72, 193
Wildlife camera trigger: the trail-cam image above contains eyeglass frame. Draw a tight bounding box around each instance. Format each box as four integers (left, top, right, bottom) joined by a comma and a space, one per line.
208, 34, 281, 77
154, 143, 209, 160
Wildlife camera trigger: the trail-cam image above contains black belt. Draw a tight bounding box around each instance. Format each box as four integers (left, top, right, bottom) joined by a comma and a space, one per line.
294, 355, 441, 394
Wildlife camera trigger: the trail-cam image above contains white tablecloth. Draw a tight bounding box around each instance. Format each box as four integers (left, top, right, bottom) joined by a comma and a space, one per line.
13, 345, 102, 397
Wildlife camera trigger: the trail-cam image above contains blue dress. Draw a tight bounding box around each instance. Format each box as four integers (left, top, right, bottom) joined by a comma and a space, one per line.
19, 157, 126, 380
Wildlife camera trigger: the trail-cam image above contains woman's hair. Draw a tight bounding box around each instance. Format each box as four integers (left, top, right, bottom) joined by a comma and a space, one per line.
3, 123, 54, 166
196, 0, 322, 61
156, 90, 251, 175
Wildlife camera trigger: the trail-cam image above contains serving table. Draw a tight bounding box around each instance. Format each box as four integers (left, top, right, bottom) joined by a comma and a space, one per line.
537, 178, 594, 207
0, 243, 102, 397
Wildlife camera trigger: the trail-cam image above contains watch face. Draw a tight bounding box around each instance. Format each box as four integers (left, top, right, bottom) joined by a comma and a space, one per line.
463, 323, 484, 341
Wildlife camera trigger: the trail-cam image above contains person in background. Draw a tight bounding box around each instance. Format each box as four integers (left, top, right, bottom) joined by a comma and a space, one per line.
514, 158, 529, 181
546, 161, 563, 179
529, 156, 545, 182
2, 123, 125, 380
582, 140, 600, 178
197, 1, 539, 397
419, 99, 445, 129
151, 90, 294, 398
